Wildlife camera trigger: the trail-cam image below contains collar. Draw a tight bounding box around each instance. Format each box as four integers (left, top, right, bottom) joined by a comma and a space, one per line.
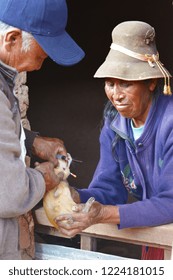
110, 111, 130, 140
0, 60, 18, 87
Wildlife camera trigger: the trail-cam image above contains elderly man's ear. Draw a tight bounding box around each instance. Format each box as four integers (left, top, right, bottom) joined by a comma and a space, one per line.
3, 29, 22, 51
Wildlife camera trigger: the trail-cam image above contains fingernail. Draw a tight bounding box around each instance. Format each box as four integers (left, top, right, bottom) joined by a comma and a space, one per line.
72, 205, 78, 211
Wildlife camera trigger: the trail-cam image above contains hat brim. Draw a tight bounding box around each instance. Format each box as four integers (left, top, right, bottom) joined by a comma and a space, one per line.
33, 30, 85, 66
94, 49, 171, 80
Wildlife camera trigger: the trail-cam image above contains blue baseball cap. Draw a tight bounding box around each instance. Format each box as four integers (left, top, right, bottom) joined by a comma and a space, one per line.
0, 0, 85, 66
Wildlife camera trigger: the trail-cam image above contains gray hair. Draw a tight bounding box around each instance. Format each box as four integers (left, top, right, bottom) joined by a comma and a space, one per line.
0, 21, 34, 52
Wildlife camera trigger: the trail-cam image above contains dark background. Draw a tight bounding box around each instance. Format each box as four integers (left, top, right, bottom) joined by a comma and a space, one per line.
28, 0, 173, 187
29, 0, 173, 258
28, 0, 173, 188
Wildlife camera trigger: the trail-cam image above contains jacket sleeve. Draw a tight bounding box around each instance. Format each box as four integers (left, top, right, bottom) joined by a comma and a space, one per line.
78, 120, 128, 205
0, 91, 46, 218
119, 118, 173, 229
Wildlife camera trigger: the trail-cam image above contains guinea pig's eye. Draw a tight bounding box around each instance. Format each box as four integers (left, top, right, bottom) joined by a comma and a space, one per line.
63, 168, 66, 171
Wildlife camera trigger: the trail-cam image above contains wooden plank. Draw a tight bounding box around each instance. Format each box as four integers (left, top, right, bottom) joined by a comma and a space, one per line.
80, 235, 97, 251
82, 223, 173, 249
35, 224, 70, 239
164, 249, 171, 260
33, 207, 173, 259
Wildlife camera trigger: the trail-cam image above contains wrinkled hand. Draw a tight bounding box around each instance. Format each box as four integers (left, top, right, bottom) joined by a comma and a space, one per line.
54, 201, 104, 237
35, 161, 64, 192
32, 136, 67, 166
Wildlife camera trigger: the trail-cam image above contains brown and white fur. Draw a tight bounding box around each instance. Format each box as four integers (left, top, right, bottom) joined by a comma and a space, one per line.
43, 154, 76, 229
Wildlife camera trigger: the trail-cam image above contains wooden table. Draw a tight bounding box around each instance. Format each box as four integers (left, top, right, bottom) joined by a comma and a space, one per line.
33, 207, 173, 260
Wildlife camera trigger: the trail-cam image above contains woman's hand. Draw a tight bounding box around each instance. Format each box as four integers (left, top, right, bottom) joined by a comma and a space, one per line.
54, 202, 120, 237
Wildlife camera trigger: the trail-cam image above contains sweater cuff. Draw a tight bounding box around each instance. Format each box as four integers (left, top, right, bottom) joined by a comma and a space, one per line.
24, 128, 39, 157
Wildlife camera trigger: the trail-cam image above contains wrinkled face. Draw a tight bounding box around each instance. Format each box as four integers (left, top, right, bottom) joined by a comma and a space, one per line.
13, 38, 48, 72
104, 78, 157, 127
0, 29, 48, 72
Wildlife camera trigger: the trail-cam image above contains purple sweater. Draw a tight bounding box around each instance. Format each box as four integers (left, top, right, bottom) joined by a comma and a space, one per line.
78, 92, 173, 229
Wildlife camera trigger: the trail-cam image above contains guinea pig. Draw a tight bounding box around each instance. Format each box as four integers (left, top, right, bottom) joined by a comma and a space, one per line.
43, 154, 77, 229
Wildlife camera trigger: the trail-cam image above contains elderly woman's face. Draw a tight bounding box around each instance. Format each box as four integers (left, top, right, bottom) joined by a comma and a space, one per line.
105, 78, 157, 127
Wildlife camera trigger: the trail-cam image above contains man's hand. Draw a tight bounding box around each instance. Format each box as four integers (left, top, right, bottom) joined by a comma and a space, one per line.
35, 161, 64, 192
32, 136, 67, 166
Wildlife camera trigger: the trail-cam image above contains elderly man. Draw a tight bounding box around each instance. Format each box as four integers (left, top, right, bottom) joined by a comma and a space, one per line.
55, 21, 172, 260
0, 0, 84, 259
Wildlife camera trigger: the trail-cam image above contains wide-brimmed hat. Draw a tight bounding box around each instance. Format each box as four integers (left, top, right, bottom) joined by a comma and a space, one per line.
0, 0, 85, 66
94, 21, 172, 95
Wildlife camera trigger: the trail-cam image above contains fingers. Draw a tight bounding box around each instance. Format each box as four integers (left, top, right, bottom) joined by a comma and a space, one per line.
71, 204, 84, 212
55, 214, 84, 237
55, 210, 89, 231
35, 161, 63, 191
58, 227, 80, 238
54, 201, 103, 236
32, 136, 67, 164
55, 214, 77, 225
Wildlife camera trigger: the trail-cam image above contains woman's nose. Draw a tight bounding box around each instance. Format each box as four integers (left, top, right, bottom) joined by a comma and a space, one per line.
111, 85, 124, 100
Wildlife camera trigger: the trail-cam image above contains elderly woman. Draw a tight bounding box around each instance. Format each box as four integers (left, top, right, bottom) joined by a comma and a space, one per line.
55, 21, 172, 259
